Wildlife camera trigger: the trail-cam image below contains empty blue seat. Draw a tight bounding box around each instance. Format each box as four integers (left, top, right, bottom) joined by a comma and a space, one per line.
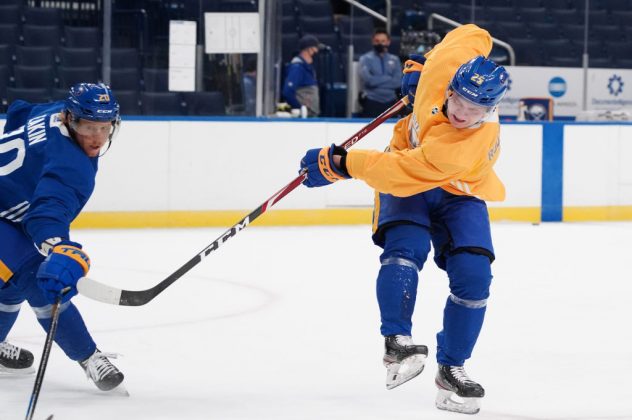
457, 4, 484, 22
337, 16, 374, 36
23, 25, 61, 47
485, 6, 517, 23
0, 44, 13, 67
518, 7, 550, 23
295, 0, 333, 17
614, 10, 632, 28
0, 65, 10, 106
282, 33, 300, 63
0, 24, 21, 46
111, 48, 139, 69
14, 65, 55, 89
0, 5, 22, 25
183, 91, 226, 116
421, 2, 457, 19
58, 66, 99, 89
495, 21, 528, 40
506, 37, 542, 66
545, 0, 573, 10
560, 24, 585, 42
551, 9, 582, 25
340, 34, 373, 59
23, 7, 62, 27
299, 16, 335, 35
110, 68, 140, 90
282, 0, 297, 17
16, 46, 55, 66
614, 57, 632, 68
606, 41, 632, 61
400, 10, 428, 31
529, 22, 562, 41
591, 24, 624, 43
140, 91, 184, 116
64, 26, 100, 48
282, 15, 299, 34
7, 87, 51, 104
549, 56, 581, 67
218, 0, 257, 12
142, 68, 168, 91
114, 90, 141, 115
482, 0, 515, 7
589, 57, 612, 68
58, 47, 99, 67
587, 10, 611, 27
52, 87, 69, 101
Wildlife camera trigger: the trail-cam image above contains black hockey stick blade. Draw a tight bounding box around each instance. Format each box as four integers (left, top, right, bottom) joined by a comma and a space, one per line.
77, 97, 409, 306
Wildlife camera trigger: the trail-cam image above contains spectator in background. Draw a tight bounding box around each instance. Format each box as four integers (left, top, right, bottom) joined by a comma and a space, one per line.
358, 29, 402, 118
242, 56, 257, 116
282, 34, 322, 117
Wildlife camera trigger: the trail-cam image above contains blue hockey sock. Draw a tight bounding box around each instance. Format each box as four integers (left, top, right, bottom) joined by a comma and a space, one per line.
0, 306, 20, 342
436, 252, 491, 366
376, 224, 430, 336
36, 302, 96, 361
377, 263, 419, 336
437, 299, 486, 366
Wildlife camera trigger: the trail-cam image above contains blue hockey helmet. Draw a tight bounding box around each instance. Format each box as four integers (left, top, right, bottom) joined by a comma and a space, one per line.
65, 82, 120, 122
449, 56, 509, 108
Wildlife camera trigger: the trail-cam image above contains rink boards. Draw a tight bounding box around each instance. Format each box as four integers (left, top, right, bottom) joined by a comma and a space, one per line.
1, 116, 632, 226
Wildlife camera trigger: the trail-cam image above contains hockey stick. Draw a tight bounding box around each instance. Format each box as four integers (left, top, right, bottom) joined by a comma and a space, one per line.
25, 288, 70, 420
77, 96, 409, 307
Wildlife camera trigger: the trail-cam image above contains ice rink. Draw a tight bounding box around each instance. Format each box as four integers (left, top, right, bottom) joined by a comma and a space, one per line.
2, 222, 632, 420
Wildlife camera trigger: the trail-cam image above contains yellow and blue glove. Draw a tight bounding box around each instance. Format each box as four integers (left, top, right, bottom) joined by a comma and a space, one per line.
36, 241, 90, 303
300, 143, 350, 188
401, 54, 426, 106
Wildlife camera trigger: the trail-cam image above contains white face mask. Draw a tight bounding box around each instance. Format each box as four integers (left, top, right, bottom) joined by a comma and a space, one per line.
445, 90, 493, 129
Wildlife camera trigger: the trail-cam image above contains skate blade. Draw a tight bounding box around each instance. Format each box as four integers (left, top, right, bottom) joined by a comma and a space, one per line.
112, 383, 130, 397
385, 354, 427, 390
0, 365, 35, 375
435, 388, 481, 415
101, 383, 130, 397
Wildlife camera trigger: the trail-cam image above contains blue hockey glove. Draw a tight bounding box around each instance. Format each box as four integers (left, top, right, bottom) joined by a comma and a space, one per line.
37, 241, 90, 304
401, 54, 426, 106
300, 143, 350, 188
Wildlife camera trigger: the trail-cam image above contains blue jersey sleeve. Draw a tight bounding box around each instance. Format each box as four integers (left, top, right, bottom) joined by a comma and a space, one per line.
22, 128, 97, 246
4, 100, 36, 133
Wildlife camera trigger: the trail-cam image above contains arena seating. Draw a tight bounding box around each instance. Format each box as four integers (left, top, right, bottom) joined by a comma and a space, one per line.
2, 0, 631, 116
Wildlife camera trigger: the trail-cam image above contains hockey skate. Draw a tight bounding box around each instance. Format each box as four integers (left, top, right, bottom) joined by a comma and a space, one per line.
0, 341, 35, 374
79, 349, 125, 392
435, 364, 485, 415
383, 335, 428, 390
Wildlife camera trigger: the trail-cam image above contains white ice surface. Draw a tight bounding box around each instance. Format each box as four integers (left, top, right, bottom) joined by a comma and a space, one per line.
2, 223, 632, 420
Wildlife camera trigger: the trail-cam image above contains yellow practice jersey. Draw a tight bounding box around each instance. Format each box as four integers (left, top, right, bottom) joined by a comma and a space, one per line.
345, 24, 505, 201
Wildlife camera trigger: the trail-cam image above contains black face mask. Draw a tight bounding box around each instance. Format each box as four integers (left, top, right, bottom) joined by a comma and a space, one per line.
373, 44, 387, 53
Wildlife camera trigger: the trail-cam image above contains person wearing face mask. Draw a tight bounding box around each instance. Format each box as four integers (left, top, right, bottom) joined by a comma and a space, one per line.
358, 28, 402, 118
282, 34, 323, 117
298, 25, 508, 415
0, 83, 126, 392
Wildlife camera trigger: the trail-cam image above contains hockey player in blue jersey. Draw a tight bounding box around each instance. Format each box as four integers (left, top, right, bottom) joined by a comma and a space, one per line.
0, 83, 124, 391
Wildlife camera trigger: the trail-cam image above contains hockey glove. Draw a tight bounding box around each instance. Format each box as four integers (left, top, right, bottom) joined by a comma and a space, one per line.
36, 241, 90, 303
401, 54, 426, 106
300, 143, 350, 188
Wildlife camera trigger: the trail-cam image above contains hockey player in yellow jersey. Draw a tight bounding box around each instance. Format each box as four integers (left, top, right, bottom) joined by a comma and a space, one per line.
299, 24, 509, 414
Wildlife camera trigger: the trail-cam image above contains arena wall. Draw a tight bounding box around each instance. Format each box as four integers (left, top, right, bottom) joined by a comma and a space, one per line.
1, 117, 631, 227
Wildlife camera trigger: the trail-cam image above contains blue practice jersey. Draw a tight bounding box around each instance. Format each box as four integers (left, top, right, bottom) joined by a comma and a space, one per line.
0, 100, 98, 248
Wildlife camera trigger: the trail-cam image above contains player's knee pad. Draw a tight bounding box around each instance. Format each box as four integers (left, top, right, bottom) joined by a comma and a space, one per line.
31, 301, 71, 320
446, 250, 492, 306
381, 223, 431, 271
